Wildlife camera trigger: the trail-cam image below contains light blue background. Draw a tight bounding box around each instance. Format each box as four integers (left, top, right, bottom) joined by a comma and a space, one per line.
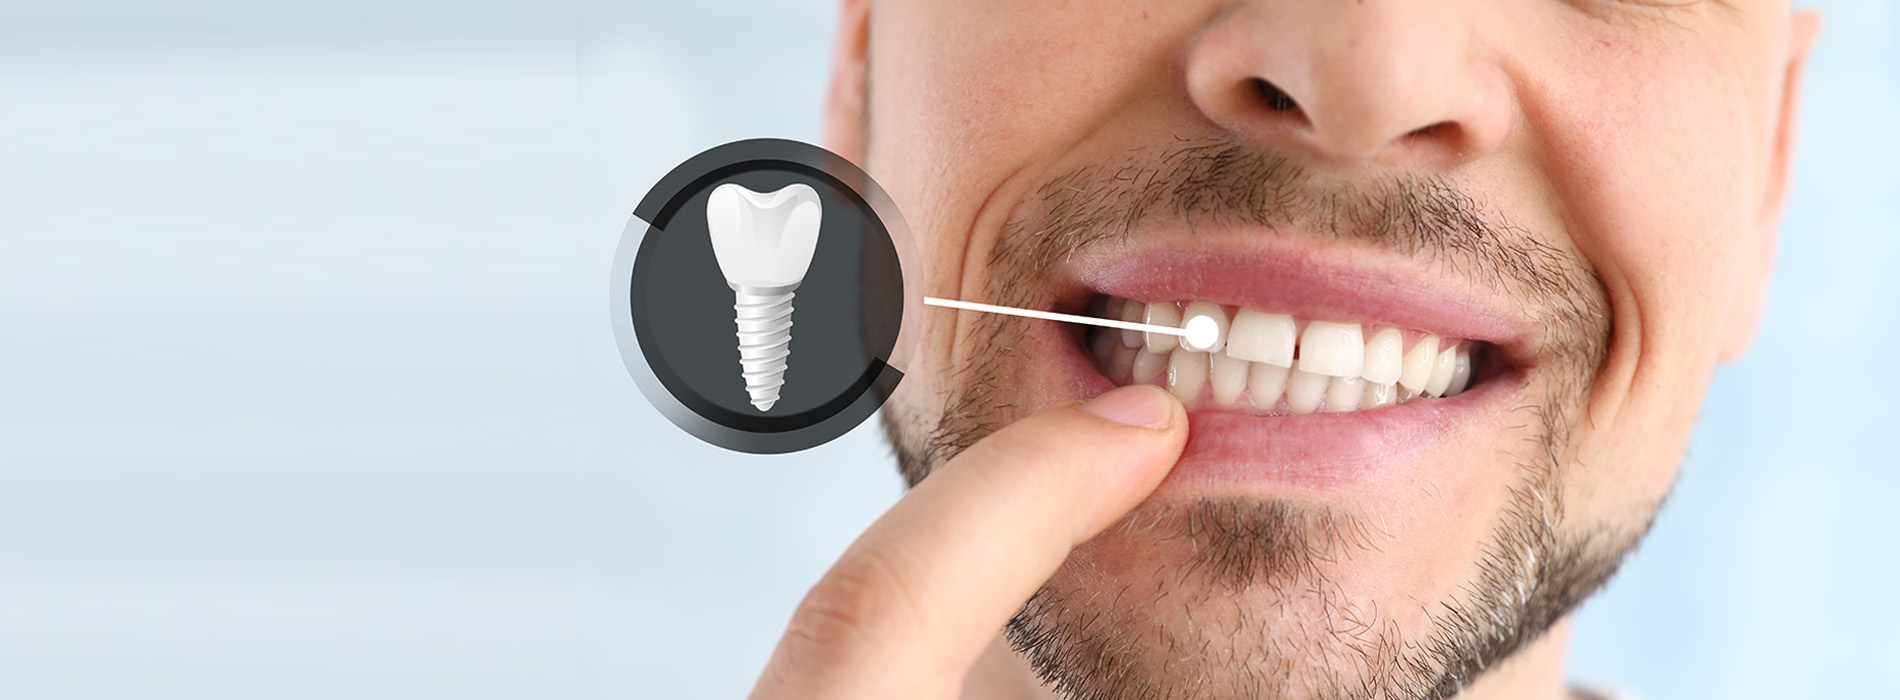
0, 1, 1891, 698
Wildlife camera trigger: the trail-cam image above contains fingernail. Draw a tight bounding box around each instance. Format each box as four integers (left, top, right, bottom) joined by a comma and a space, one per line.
1080, 385, 1176, 429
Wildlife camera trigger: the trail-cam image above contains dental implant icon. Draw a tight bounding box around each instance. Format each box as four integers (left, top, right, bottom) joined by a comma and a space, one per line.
705, 182, 823, 412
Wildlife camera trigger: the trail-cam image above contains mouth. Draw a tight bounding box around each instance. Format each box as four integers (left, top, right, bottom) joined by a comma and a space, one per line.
1082, 295, 1487, 414
1031, 244, 1537, 491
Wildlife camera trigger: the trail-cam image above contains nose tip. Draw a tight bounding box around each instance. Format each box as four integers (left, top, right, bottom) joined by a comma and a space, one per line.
1184, 3, 1511, 171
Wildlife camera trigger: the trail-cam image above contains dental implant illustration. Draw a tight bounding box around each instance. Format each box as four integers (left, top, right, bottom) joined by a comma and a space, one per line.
705, 182, 823, 412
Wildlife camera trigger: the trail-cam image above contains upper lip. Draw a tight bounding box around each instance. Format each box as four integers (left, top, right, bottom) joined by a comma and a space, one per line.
1039, 230, 1543, 369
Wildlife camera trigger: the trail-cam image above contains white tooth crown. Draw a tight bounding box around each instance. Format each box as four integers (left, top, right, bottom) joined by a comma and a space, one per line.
1226, 309, 1296, 367
1298, 321, 1364, 378
1092, 297, 1479, 413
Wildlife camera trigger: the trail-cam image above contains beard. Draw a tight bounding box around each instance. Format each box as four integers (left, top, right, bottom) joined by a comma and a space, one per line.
880, 136, 1663, 699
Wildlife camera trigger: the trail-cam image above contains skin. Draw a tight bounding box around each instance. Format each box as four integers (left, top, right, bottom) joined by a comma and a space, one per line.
752, 1, 1820, 698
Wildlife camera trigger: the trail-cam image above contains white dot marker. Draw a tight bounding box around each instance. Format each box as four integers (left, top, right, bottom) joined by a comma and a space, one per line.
1182, 315, 1220, 351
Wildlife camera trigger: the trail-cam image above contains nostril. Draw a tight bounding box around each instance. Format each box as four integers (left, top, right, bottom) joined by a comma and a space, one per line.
1252, 78, 1300, 113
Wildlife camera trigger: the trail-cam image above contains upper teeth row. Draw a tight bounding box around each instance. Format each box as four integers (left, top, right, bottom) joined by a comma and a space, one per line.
1089, 297, 1476, 413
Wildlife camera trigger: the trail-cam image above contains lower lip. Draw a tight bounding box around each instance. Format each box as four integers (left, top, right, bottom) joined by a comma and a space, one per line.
1052, 327, 1511, 494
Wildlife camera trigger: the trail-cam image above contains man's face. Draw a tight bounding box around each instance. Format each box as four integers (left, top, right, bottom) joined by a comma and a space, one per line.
830, 1, 1812, 697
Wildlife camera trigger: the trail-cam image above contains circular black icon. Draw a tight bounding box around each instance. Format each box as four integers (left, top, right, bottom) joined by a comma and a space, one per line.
612, 139, 911, 453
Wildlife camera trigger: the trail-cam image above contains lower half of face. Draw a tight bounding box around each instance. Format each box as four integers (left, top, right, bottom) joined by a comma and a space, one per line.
865, 2, 1778, 698
877, 136, 1682, 698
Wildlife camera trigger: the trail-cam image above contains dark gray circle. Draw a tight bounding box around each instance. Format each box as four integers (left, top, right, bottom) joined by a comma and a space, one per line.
615, 139, 907, 453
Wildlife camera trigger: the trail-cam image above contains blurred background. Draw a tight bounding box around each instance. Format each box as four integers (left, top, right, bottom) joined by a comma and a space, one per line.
0, 1, 1891, 698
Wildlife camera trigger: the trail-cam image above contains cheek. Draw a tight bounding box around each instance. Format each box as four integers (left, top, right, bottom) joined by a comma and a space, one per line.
1522, 33, 1764, 506
867, 1, 1212, 394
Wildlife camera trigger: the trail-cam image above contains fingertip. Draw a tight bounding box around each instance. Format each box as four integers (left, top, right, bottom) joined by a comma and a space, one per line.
1078, 384, 1183, 430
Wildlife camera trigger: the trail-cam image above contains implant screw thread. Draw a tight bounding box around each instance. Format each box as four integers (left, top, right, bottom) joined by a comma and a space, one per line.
731, 286, 798, 412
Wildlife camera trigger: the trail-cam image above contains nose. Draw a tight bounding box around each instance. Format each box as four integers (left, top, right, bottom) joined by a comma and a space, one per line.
1184, 1, 1511, 170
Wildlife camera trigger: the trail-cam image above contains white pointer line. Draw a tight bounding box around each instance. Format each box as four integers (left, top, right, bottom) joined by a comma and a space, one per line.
922, 296, 1188, 338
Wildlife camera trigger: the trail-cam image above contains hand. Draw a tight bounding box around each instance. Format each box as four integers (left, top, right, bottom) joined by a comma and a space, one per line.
749, 385, 1190, 700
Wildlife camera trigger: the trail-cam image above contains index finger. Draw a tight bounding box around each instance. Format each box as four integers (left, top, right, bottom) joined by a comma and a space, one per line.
751, 385, 1189, 700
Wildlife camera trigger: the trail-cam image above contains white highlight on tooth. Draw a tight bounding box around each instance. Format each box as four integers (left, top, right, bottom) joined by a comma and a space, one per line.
1363, 327, 1404, 385
1168, 351, 1209, 403
1133, 348, 1169, 383
1249, 362, 1290, 410
1425, 344, 1457, 397
1180, 301, 1228, 352
1285, 368, 1329, 414
1399, 335, 1440, 393
1326, 376, 1365, 413
1118, 299, 1146, 348
1209, 351, 1249, 405
1447, 349, 1472, 397
1144, 302, 1181, 352
1226, 310, 1296, 367
1362, 381, 1399, 409
1298, 321, 1365, 378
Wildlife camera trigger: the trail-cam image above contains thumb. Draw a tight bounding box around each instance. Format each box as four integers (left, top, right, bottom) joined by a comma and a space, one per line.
752, 385, 1188, 700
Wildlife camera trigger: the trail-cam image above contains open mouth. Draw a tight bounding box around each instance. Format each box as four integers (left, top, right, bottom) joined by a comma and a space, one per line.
1082, 296, 1489, 414
1016, 244, 1533, 489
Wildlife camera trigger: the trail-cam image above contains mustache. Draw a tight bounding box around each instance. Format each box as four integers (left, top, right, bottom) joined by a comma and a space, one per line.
986, 136, 1607, 365
895, 135, 1612, 487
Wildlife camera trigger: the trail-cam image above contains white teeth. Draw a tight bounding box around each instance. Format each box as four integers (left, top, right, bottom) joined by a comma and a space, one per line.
1168, 350, 1209, 403
1425, 344, 1457, 397
1399, 335, 1440, 393
1285, 368, 1329, 414
1089, 296, 1483, 414
1325, 376, 1365, 413
1118, 299, 1146, 348
1362, 327, 1404, 385
1248, 362, 1289, 410
1209, 351, 1250, 406
1362, 381, 1399, 409
1446, 349, 1472, 397
1133, 347, 1169, 383
1144, 302, 1181, 352
1226, 309, 1297, 367
1298, 321, 1365, 378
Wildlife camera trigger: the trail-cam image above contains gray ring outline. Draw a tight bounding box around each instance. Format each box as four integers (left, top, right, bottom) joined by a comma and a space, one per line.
610, 139, 918, 454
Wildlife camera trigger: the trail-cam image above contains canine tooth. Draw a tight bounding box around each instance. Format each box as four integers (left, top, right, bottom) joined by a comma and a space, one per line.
1326, 376, 1365, 412
1168, 350, 1209, 403
1143, 302, 1181, 352
1118, 298, 1145, 348
1446, 349, 1472, 397
1209, 352, 1249, 405
1362, 327, 1403, 385
1399, 335, 1440, 393
1396, 385, 1418, 402
1180, 301, 1229, 353
1133, 348, 1169, 383
1226, 310, 1296, 367
1362, 381, 1399, 409
1249, 362, 1290, 410
1285, 368, 1329, 414
1104, 296, 1125, 323
1298, 321, 1365, 378
1089, 328, 1117, 367
1424, 344, 1457, 397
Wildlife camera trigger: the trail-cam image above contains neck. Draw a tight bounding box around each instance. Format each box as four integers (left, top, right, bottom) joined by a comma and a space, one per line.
961, 616, 1578, 700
